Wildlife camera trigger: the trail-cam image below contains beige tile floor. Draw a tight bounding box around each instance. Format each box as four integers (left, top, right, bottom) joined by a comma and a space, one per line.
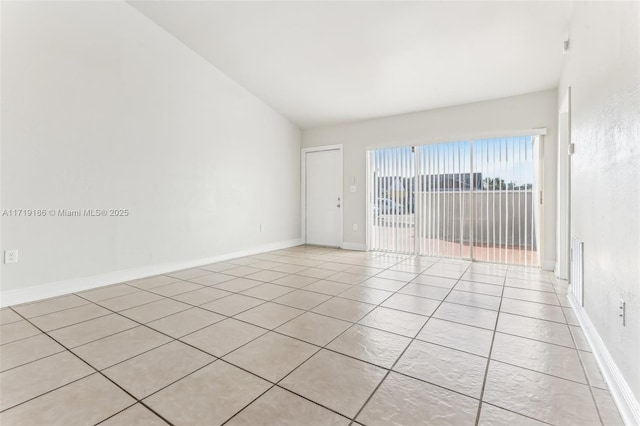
0, 245, 625, 425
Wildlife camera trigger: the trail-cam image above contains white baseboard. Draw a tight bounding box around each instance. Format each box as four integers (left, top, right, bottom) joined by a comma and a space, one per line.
0, 238, 302, 307
568, 293, 640, 426
543, 259, 555, 271
341, 242, 366, 251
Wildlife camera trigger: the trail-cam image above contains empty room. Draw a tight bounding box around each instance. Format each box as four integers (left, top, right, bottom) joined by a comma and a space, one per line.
1, 1, 638, 425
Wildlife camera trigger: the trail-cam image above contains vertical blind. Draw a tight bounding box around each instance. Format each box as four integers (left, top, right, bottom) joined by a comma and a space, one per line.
368, 136, 541, 266
369, 146, 415, 254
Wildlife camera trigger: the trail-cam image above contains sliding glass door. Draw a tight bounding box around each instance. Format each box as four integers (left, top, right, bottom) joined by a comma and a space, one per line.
469, 136, 541, 265
414, 141, 472, 259
367, 135, 542, 266
367, 146, 416, 254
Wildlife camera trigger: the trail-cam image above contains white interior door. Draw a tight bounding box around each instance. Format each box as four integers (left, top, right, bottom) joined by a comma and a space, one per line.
305, 149, 342, 247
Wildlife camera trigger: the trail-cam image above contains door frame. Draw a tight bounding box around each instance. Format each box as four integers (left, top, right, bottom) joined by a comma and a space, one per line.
535, 134, 546, 269
301, 145, 344, 247
556, 87, 572, 278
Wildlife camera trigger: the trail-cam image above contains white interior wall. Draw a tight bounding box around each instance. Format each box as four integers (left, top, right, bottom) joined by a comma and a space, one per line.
559, 0, 640, 407
303, 89, 558, 268
0, 1, 301, 299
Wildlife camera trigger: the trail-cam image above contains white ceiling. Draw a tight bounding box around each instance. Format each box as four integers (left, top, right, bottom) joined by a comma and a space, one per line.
130, 1, 572, 129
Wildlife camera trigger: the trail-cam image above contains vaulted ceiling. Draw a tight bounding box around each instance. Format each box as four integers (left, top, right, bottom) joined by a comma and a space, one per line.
130, 1, 572, 128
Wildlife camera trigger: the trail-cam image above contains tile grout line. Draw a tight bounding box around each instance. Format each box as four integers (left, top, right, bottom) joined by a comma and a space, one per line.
220, 254, 419, 425
218, 249, 406, 424
558, 282, 607, 425
67, 292, 303, 424
1, 308, 177, 426
205, 265, 579, 399
12, 283, 586, 402
2, 261, 566, 356
94, 401, 167, 425
473, 272, 507, 425
3, 254, 426, 379
2, 247, 610, 425
479, 401, 555, 426
350, 258, 474, 424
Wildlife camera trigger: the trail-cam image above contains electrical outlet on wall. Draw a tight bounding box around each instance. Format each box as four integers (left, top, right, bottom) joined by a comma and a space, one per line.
4, 249, 18, 264
619, 299, 626, 326
352, 224, 358, 231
